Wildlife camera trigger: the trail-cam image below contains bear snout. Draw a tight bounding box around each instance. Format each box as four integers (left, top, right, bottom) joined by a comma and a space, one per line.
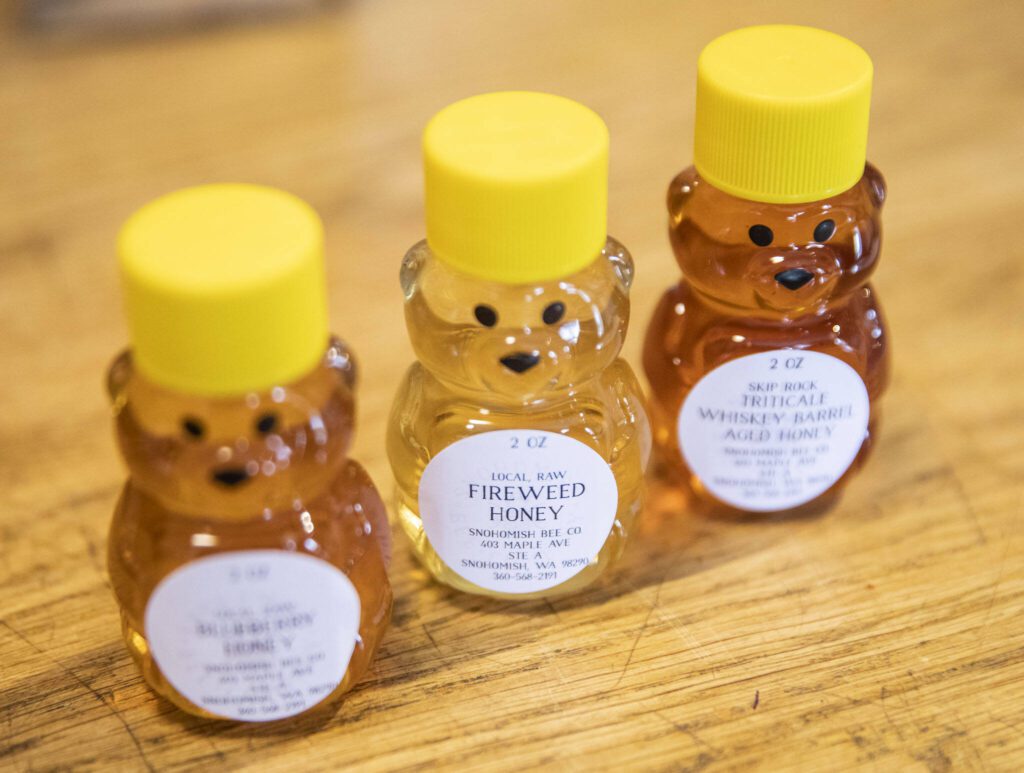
746, 248, 841, 311
774, 268, 815, 291
500, 352, 540, 373
211, 467, 251, 487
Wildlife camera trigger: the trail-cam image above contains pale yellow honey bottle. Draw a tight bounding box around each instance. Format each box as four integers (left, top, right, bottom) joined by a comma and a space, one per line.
107, 184, 392, 722
388, 92, 651, 600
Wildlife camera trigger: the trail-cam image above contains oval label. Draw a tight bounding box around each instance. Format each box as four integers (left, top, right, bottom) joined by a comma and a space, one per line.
145, 550, 361, 722
419, 430, 619, 594
677, 350, 870, 511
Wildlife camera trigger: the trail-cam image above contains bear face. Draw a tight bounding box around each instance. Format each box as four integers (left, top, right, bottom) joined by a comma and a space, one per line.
108, 341, 356, 518
401, 238, 633, 403
668, 164, 886, 314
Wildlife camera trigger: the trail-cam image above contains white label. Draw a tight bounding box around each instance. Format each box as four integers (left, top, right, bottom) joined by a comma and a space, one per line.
418, 430, 619, 594
677, 350, 870, 512
145, 550, 361, 722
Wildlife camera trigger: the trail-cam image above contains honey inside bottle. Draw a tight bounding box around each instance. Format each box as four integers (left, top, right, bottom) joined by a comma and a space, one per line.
387, 92, 650, 599
643, 26, 890, 515
108, 185, 391, 722
389, 238, 649, 598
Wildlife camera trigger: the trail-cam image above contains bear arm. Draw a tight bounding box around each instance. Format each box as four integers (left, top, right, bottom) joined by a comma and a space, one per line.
642, 286, 691, 391
385, 363, 432, 472
325, 336, 358, 391
601, 358, 653, 468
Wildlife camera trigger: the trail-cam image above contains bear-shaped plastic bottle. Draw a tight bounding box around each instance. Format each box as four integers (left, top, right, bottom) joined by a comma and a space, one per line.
644, 26, 890, 515
388, 92, 650, 599
107, 185, 392, 722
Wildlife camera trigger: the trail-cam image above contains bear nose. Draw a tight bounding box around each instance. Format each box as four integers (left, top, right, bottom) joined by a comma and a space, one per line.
774, 268, 815, 291
500, 352, 540, 373
212, 467, 251, 487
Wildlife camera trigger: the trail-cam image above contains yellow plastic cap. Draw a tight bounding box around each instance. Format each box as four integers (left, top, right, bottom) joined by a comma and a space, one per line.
423, 91, 609, 284
118, 184, 328, 396
694, 25, 873, 204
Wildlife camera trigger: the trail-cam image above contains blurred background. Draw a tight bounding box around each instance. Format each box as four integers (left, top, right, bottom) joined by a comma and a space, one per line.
3, 0, 1021, 489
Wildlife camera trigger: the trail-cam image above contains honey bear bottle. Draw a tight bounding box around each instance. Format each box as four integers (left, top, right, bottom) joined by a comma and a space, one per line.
644, 26, 890, 514
107, 184, 392, 722
388, 92, 650, 599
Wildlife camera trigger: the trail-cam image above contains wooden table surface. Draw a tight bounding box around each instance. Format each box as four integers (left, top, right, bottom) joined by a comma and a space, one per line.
2, 1, 1023, 770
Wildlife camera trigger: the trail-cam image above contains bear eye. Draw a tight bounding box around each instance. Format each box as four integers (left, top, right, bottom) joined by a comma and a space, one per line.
474, 304, 498, 327
255, 412, 279, 435
181, 416, 205, 440
748, 224, 773, 247
542, 301, 565, 325
814, 219, 836, 243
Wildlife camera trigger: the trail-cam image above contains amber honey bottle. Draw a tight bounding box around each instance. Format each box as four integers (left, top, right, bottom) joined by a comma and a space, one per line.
643, 26, 890, 514
387, 92, 650, 599
107, 184, 392, 722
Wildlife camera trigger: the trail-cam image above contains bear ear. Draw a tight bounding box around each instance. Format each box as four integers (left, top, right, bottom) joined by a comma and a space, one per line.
106, 350, 133, 406
608, 249, 635, 290
863, 163, 887, 210
324, 337, 358, 391
667, 167, 700, 218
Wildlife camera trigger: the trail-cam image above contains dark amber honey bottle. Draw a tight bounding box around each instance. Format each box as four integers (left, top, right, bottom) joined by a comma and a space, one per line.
107, 184, 392, 721
643, 26, 890, 514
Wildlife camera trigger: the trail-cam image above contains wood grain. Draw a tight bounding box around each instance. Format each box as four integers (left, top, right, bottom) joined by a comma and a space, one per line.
2, 1, 1023, 770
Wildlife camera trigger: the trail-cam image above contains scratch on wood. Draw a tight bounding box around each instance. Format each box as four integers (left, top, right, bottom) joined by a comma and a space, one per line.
78, 523, 107, 580
948, 464, 988, 545
979, 542, 1010, 638
752, 690, 759, 710
543, 598, 562, 620
654, 710, 720, 756
421, 624, 443, 658
613, 604, 656, 690
622, 569, 721, 680
879, 686, 906, 742
0, 738, 38, 760
1, 620, 155, 772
